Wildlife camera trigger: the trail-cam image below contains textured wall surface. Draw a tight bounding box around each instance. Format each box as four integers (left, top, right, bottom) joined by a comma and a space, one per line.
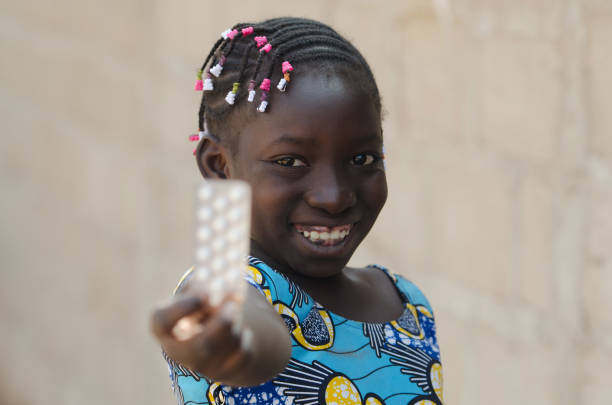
1, 1, 611, 404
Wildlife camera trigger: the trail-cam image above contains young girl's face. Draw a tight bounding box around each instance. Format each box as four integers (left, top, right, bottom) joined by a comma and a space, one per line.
228, 71, 387, 278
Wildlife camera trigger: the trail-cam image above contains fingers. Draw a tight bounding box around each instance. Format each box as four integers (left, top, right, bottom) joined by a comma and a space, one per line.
188, 308, 250, 375
151, 295, 205, 339
161, 301, 250, 374
152, 295, 252, 378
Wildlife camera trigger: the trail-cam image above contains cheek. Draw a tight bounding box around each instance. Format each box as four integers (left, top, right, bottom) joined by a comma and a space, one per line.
247, 175, 299, 231
252, 193, 288, 221
362, 172, 388, 213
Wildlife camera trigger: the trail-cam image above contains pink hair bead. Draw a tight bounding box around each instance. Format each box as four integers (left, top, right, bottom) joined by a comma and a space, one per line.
259, 78, 271, 92
260, 43, 272, 53
258, 79, 270, 112
189, 134, 200, 142
241, 26, 254, 36
254, 36, 268, 48
194, 69, 204, 91
282, 61, 294, 73
227, 29, 239, 40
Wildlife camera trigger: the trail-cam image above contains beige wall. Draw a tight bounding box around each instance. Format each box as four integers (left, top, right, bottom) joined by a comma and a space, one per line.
1, 1, 611, 404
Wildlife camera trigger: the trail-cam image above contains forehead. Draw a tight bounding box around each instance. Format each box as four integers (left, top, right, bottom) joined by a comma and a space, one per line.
236, 71, 382, 154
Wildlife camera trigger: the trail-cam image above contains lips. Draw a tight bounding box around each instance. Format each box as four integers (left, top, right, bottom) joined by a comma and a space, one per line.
294, 224, 352, 246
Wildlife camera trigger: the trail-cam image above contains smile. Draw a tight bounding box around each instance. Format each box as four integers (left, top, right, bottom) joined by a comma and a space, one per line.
294, 224, 352, 246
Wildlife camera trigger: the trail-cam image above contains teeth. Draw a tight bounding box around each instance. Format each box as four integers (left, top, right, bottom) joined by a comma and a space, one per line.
297, 226, 351, 244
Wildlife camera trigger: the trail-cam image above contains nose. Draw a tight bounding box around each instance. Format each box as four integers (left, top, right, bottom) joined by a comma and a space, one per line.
303, 168, 357, 215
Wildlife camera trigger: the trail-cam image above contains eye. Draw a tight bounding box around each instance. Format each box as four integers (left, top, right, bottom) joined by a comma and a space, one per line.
351, 153, 378, 166
273, 157, 307, 167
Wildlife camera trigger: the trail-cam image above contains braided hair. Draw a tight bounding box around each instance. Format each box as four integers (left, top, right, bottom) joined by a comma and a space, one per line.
192, 17, 381, 148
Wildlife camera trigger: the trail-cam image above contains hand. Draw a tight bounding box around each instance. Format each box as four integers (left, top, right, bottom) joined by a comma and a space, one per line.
151, 294, 252, 382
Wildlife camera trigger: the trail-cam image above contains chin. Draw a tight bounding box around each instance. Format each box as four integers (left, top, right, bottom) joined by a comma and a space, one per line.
289, 254, 351, 278
251, 223, 366, 277
280, 227, 360, 276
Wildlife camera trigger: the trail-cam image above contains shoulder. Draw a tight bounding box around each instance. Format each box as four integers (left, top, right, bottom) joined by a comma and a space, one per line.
246, 256, 300, 306
246, 256, 287, 290
367, 264, 436, 316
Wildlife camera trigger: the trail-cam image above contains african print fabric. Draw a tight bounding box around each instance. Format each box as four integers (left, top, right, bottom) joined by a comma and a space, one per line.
165, 257, 444, 405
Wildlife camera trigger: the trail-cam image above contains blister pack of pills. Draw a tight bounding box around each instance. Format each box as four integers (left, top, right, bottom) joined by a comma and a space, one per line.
171, 180, 251, 341
192, 179, 251, 307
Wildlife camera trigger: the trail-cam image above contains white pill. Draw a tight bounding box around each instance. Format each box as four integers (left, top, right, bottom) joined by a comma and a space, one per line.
212, 238, 226, 252
213, 196, 228, 211
194, 266, 210, 281
211, 257, 226, 272
228, 207, 243, 222
196, 227, 212, 242
196, 246, 211, 262
197, 206, 213, 221
198, 185, 214, 201
226, 249, 241, 263
212, 217, 227, 231
227, 228, 241, 242
229, 186, 246, 201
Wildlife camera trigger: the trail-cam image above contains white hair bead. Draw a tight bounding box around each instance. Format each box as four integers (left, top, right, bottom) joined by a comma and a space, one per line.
209, 63, 223, 77
225, 91, 236, 105
257, 100, 268, 112
247, 90, 256, 102
220, 29, 231, 39
203, 78, 214, 91
277, 78, 287, 92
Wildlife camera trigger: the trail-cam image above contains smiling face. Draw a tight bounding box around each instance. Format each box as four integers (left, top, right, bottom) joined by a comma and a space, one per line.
203, 70, 387, 278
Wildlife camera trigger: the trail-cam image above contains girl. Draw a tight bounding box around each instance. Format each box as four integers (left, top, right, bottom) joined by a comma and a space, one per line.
152, 17, 443, 405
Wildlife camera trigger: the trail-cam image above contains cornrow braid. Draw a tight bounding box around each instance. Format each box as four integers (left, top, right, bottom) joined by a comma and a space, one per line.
195, 25, 261, 132
253, 27, 353, 102
242, 22, 336, 105
265, 33, 366, 86
191, 17, 381, 149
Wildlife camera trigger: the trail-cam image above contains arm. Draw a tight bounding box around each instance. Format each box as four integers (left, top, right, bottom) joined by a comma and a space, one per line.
152, 283, 291, 387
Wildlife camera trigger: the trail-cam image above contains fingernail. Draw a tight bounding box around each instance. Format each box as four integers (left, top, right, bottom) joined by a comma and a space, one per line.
172, 316, 204, 342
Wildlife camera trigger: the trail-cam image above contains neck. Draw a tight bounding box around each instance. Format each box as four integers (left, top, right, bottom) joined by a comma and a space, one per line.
249, 239, 346, 286
249, 239, 292, 274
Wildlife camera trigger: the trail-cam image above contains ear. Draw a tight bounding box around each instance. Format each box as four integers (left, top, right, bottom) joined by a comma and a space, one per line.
195, 135, 233, 179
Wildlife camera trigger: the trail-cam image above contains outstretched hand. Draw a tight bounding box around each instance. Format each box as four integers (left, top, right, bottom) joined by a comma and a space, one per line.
151, 293, 252, 382
151, 284, 291, 386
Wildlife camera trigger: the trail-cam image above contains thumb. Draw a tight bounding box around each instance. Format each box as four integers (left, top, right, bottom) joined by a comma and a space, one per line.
151, 295, 205, 339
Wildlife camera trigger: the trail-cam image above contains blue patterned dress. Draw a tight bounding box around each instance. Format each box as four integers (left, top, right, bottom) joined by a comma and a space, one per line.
165, 257, 444, 405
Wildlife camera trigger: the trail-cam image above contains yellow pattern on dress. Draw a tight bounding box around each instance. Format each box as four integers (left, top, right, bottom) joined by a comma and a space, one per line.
274, 302, 334, 350
324, 375, 362, 405
390, 303, 424, 339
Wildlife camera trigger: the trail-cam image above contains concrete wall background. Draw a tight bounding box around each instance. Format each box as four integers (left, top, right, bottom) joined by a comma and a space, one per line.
1, 1, 611, 404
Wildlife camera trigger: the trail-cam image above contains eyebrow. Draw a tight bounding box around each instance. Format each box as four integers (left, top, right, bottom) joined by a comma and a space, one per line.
354, 133, 383, 143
